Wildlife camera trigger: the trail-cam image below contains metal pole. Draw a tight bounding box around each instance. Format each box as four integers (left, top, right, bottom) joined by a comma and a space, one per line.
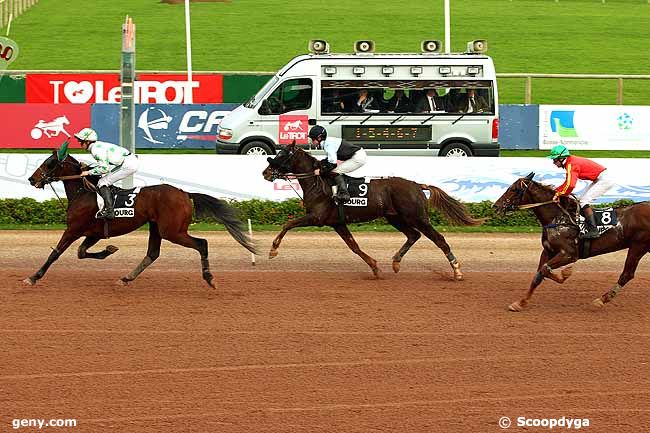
120, 15, 135, 188
525, 76, 532, 104
444, 0, 451, 53
184, 0, 193, 103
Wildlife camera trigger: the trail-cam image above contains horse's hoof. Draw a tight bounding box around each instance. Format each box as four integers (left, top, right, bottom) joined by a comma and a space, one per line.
117, 278, 129, 287
269, 249, 278, 259
592, 297, 605, 308
508, 301, 524, 312
106, 245, 119, 254
372, 268, 382, 279
392, 261, 400, 273
453, 271, 464, 281
23, 277, 35, 286
561, 266, 573, 279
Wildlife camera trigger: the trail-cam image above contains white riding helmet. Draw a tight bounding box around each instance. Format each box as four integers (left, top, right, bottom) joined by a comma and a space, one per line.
74, 127, 98, 142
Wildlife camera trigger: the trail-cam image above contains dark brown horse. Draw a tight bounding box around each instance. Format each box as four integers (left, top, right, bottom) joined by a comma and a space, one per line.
26, 150, 256, 287
494, 172, 650, 311
262, 143, 483, 280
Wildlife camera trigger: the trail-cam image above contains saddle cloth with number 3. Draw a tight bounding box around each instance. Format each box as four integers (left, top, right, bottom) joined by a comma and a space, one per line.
95, 187, 141, 218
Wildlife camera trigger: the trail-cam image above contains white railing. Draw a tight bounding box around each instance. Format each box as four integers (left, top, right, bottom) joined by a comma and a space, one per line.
0, 0, 39, 30
498, 73, 650, 105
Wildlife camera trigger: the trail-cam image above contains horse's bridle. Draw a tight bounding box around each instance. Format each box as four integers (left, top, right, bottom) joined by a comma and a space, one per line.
266, 149, 317, 181
34, 158, 81, 188
500, 178, 534, 212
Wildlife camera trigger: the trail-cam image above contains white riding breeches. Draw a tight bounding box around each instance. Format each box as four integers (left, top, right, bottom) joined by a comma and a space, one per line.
97, 154, 139, 188
333, 149, 367, 175
579, 169, 616, 205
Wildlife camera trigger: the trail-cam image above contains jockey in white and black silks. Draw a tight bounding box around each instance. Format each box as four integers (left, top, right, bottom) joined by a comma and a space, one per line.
75, 127, 139, 220
308, 125, 367, 203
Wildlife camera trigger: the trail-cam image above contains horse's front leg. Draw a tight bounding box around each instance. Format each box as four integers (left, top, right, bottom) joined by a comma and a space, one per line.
269, 214, 317, 259
333, 224, 380, 278
509, 249, 577, 312
24, 229, 82, 285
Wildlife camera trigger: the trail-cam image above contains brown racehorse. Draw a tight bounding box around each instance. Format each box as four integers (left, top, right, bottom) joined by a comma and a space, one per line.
26, 150, 256, 288
494, 172, 650, 311
262, 142, 483, 280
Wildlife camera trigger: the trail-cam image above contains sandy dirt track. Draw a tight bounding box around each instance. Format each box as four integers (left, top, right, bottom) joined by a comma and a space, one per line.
1, 230, 650, 433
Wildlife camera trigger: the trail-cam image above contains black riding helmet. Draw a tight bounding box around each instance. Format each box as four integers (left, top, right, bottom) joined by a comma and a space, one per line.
308, 125, 327, 142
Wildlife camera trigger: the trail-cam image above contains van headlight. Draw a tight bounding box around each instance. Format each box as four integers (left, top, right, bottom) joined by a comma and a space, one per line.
217, 126, 233, 141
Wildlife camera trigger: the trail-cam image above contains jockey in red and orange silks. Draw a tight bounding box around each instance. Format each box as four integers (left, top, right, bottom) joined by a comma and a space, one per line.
548, 145, 616, 239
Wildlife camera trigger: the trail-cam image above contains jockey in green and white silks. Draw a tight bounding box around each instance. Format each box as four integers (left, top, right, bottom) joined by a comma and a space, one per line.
75, 128, 139, 219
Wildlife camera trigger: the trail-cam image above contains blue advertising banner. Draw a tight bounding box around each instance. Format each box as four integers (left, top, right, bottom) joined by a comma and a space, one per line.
92, 103, 239, 149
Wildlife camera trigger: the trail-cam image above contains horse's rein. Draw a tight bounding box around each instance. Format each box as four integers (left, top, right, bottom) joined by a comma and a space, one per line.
517, 200, 555, 210
518, 200, 578, 226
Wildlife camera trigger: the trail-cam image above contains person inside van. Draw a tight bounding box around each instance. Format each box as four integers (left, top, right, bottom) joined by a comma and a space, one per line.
322, 88, 344, 113
415, 88, 446, 113
308, 125, 367, 203
456, 88, 490, 113
342, 89, 379, 113
386, 89, 413, 113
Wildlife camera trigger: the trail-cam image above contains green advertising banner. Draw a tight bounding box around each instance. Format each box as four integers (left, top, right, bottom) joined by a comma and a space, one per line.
222, 74, 272, 103
0, 74, 25, 102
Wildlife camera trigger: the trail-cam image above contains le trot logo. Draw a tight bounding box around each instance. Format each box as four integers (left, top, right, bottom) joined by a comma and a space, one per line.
279, 115, 309, 144
0, 37, 19, 70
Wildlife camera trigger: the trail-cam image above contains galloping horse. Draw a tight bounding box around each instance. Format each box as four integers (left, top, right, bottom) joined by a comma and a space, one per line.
262, 143, 483, 280
26, 149, 256, 287
494, 172, 650, 311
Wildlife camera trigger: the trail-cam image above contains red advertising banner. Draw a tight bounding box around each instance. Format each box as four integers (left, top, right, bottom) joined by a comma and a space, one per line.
26, 73, 223, 104
0, 104, 91, 148
278, 114, 309, 144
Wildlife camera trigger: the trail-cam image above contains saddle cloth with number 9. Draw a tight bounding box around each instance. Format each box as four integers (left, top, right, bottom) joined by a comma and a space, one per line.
95, 186, 141, 218
339, 175, 370, 207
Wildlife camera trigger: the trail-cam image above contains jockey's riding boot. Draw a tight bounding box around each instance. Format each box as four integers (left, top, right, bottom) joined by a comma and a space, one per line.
333, 174, 350, 203
98, 186, 115, 220
580, 205, 599, 239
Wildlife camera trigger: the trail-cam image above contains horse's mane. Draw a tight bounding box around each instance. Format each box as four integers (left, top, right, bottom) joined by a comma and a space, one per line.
291, 148, 333, 198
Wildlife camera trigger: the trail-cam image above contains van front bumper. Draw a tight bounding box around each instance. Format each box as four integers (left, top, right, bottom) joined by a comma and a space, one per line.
215, 139, 239, 154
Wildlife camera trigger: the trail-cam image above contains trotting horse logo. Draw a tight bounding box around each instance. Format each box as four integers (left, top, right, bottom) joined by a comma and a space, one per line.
30, 116, 71, 140
279, 114, 308, 144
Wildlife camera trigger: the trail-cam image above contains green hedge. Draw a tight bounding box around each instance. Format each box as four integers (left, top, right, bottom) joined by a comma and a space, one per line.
0, 198, 636, 227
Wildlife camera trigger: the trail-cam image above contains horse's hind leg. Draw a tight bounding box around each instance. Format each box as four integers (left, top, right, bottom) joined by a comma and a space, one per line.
594, 244, 647, 307
164, 231, 215, 289
120, 223, 162, 286
413, 220, 463, 281
386, 216, 421, 273
77, 236, 119, 260
332, 224, 380, 277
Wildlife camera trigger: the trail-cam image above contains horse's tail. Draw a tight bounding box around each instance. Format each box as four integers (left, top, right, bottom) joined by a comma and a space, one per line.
421, 184, 485, 226
190, 193, 258, 255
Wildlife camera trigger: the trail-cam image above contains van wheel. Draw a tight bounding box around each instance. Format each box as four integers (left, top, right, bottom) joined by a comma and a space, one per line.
241, 141, 274, 155
440, 143, 472, 157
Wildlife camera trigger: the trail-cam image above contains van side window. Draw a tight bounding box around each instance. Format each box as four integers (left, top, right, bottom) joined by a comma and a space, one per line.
260, 78, 312, 115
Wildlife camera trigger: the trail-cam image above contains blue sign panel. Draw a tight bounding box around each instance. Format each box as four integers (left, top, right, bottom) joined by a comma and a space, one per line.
92, 103, 239, 149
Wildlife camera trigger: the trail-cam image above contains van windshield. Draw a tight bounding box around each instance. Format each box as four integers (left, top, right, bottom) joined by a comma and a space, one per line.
244, 76, 279, 108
